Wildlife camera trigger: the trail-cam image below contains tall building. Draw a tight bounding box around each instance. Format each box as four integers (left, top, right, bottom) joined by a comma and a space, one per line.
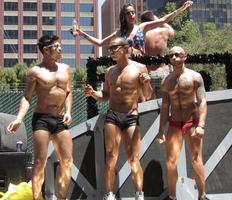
101, 0, 144, 56
0, 0, 99, 68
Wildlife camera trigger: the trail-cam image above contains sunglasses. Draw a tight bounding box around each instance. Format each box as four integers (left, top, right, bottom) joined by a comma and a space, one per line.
47, 43, 61, 49
108, 44, 126, 52
169, 52, 185, 58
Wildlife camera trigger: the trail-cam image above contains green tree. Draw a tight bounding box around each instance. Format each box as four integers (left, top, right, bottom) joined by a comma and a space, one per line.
72, 67, 87, 88
13, 63, 28, 88
0, 67, 19, 90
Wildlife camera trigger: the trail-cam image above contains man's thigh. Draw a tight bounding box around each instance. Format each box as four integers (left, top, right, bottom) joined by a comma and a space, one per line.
51, 130, 73, 159
104, 123, 121, 153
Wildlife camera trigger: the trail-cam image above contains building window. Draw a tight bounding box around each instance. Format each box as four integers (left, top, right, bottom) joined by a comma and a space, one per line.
4, 2, 18, 11
61, 31, 74, 40
4, 30, 18, 39
61, 17, 74, 26
62, 59, 76, 68
62, 45, 76, 54
43, 3, 56, 11
24, 59, 36, 66
80, 59, 88, 67
4, 16, 18, 25
24, 16, 37, 25
80, 4, 93, 12
80, 31, 95, 40
24, 30, 37, 39
86, 31, 94, 37
80, 17, 94, 26
4, 59, 18, 68
43, 17, 56, 25
23, 2, 37, 11
80, 45, 94, 54
4, 44, 18, 53
61, 3, 75, 12
24, 44, 37, 53
43, 30, 57, 36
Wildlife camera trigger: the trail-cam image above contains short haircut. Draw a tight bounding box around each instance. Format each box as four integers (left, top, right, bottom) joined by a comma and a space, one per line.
37, 35, 59, 54
141, 10, 154, 22
110, 37, 129, 46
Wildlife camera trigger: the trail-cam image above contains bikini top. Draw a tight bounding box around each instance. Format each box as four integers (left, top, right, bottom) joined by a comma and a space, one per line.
121, 26, 145, 55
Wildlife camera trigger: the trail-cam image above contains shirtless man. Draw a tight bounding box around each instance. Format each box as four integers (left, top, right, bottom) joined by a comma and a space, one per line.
141, 10, 175, 99
156, 46, 209, 200
84, 37, 152, 200
7, 35, 73, 200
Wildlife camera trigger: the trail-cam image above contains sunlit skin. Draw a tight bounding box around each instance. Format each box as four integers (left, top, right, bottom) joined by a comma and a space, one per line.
7, 40, 73, 200
84, 37, 153, 195
156, 46, 207, 199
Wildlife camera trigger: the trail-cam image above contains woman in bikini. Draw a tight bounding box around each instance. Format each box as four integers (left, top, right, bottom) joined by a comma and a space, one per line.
71, 1, 193, 56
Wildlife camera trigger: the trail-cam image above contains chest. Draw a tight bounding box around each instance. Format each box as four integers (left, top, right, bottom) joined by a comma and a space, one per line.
109, 68, 139, 89
36, 69, 68, 88
170, 75, 195, 94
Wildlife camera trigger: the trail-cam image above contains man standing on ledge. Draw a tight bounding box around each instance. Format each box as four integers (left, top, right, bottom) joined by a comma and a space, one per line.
156, 46, 209, 200
84, 37, 153, 200
7, 35, 73, 200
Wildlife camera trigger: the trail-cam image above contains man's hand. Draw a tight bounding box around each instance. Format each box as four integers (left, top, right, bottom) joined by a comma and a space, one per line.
7, 119, 22, 134
156, 132, 166, 144
191, 126, 204, 139
63, 112, 72, 125
84, 84, 94, 97
139, 73, 151, 84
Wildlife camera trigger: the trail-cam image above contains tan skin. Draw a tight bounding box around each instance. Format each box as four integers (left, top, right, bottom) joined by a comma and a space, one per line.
7, 41, 73, 200
72, 1, 193, 56
143, 21, 175, 99
156, 46, 207, 198
84, 37, 153, 193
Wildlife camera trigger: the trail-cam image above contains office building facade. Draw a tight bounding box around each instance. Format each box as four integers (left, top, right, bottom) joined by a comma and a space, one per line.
0, 0, 99, 68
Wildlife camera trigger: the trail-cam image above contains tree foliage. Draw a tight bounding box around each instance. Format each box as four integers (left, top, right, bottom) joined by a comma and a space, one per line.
161, 2, 232, 91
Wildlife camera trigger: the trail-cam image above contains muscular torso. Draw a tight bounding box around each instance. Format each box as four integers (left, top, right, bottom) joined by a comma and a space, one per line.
106, 63, 142, 115
144, 27, 169, 56
30, 63, 70, 115
165, 69, 199, 121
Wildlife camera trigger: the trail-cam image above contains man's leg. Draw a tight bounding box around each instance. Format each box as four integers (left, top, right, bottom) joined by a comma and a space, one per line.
122, 126, 143, 193
165, 127, 183, 198
32, 130, 50, 200
51, 130, 73, 199
186, 131, 205, 198
104, 123, 121, 194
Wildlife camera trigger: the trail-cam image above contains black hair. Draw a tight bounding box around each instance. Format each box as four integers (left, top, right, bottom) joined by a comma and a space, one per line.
141, 10, 155, 22
37, 35, 59, 54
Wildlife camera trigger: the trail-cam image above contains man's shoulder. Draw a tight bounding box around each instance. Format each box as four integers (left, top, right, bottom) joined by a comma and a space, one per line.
56, 62, 70, 69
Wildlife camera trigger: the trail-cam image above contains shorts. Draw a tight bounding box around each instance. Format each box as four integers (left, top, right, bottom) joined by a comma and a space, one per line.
32, 112, 69, 134
105, 110, 139, 131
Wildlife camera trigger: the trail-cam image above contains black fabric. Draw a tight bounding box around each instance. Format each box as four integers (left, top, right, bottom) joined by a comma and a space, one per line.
32, 113, 68, 134
105, 110, 139, 130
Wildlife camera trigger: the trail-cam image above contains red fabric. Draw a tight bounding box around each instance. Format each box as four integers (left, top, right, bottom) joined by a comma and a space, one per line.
169, 118, 199, 135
